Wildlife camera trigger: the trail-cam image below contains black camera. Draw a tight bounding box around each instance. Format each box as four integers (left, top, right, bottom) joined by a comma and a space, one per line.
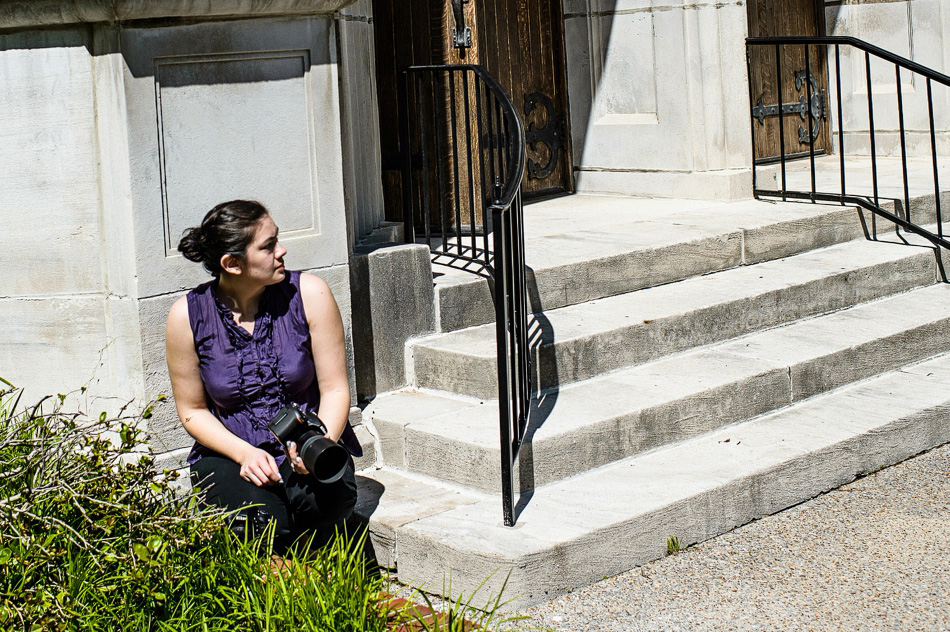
268, 405, 349, 484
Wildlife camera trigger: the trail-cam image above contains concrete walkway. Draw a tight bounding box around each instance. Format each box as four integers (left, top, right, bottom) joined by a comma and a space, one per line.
521, 441, 950, 631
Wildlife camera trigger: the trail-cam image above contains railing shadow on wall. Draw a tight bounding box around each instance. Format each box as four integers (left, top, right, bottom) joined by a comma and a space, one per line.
747, 36, 950, 267
398, 64, 538, 526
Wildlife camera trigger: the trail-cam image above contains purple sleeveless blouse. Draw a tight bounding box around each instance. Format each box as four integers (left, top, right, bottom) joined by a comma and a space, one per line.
185, 270, 362, 466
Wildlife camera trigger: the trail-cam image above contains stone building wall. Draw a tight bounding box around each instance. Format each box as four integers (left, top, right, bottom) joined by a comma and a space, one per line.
0, 2, 379, 467
562, 0, 753, 200
559, 0, 950, 199
824, 0, 950, 157
338, 0, 386, 248
0, 26, 137, 403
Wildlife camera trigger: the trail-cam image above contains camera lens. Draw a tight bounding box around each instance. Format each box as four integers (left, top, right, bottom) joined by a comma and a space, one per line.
299, 433, 349, 483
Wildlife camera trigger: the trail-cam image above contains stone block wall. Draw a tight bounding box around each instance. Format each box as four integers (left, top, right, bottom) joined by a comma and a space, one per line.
825, 0, 950, 157
339, 0, 386, 249
559, 0, 950, 198
0, 2, 383, 468
562, 0, 753, 200
0, 27, 140, 402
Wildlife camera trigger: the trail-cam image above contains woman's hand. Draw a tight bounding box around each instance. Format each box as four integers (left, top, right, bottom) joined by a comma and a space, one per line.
285, 441, 311, 477
239, 446, 282, 487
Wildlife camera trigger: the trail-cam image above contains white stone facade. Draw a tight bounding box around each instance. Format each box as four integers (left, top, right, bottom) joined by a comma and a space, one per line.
562, 0, 950, 198
824, 0, 950, 158
0, 3, 376, 463
3, 0, 950, 463
563, 0, 754, 200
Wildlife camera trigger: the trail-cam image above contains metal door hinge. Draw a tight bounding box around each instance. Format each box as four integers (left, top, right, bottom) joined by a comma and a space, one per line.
752, 70, 826, 144
524, 92, 565, 180
451, 0, 473, 49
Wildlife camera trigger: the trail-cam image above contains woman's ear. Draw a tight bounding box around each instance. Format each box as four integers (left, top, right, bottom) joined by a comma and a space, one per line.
220, 253, 243, 276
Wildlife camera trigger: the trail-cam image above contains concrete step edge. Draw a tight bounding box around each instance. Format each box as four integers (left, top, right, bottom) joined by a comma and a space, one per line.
433, 200, 885, 333
353, 466, 491, 570
413, 236, 939, 398
372, 351, 950, 609
376, 283, 950, 491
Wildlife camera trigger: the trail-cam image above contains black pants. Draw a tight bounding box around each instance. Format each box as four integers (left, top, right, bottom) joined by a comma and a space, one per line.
190, 453, 357, 554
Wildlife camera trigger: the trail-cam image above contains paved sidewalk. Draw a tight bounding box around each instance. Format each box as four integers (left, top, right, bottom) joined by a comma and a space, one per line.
521, 442, 950, 631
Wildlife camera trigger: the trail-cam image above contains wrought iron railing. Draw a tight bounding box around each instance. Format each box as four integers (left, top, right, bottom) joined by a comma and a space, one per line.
399, 65, 530, 526
747, 36, 950, 251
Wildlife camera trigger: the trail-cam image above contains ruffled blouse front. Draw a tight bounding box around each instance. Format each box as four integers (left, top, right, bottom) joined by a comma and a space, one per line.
185, 270, 361, 466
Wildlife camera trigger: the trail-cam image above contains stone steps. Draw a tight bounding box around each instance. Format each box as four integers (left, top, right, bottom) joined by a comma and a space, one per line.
357, 351, 950, 609
370, 282, 950, 492
412, 237, 938, 399
356, 192, 950, 610
432, 197, 877, 333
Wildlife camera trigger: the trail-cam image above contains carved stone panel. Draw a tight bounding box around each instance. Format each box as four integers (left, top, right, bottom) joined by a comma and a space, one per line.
154, 51, 318, 255
589, 10, 658, 126
121, 18, 348, 298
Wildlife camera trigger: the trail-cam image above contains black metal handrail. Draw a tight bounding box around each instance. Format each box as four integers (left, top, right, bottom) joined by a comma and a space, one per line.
399, 65, 530, 526
747, 35, 950, 251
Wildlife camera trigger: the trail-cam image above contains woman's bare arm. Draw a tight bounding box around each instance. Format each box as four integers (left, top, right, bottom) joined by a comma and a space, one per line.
165, 296, 281, 486
299, 273, 351, 442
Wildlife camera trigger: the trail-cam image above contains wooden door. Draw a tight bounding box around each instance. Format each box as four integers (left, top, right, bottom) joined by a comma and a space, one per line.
372, 0, 447, 225
475, 0, 573, 198
372, 0, 573, 227
747, 0, 831, 163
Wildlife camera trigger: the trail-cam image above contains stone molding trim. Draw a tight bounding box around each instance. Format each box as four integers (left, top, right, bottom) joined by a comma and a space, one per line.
0, 0, 360, 30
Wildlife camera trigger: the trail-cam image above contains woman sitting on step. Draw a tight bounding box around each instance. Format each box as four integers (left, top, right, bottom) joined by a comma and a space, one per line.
165, 199, 361, 553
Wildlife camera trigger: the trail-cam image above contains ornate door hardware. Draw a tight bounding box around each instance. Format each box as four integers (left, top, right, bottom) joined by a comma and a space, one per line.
752, 70, 826, 144
450, 0, 473, 48
523, 92, 565, 180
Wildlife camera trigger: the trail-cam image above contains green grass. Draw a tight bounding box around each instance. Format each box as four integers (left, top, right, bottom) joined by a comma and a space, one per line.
402, 573, 534, 631
0, 382, 536, 631
666, 535, 683, 556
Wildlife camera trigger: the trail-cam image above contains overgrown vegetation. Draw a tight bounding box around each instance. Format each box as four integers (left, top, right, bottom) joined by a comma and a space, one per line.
0, 380, 532, 631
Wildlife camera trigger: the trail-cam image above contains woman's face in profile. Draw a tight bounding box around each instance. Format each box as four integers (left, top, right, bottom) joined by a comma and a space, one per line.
238, 214, 287, 285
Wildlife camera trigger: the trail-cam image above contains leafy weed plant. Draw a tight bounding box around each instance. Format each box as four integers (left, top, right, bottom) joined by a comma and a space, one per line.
0, 382, 533, 631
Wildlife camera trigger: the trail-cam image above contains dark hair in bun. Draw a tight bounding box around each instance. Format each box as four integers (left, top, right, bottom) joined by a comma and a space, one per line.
178, 200, 269, 276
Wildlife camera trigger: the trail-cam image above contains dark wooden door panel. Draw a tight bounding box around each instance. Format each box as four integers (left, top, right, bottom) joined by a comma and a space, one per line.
747, 0, 831, 163
372, 0, 448, 224
476, 0, 572, 197
373, 0, 573, 226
